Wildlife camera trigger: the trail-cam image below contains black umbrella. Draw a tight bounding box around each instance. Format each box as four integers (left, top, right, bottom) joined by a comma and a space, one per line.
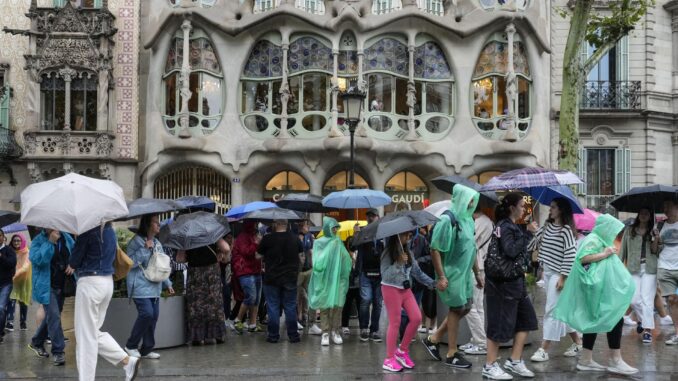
121, 198, 183, 220
610, 185, 678, 213
243, 207, 305, 221
276, 193, 335, 213
0, 210, 20, 228
175, 196, 217, 212
158, 211, 230, 250
431, 175, 499, 204
353, 210, 439, 246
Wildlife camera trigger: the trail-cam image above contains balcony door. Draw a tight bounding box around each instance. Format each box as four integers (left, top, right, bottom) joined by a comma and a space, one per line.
580, 36, 630, 109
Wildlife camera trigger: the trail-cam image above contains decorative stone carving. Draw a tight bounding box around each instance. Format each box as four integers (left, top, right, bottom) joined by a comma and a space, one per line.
27, 162, 43, 183
22, 130, 115, 159
98, 163, 112, 180
63, 162, 74, 174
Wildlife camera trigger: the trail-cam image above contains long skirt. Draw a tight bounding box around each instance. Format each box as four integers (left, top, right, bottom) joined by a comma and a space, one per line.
186, 263, 225, 342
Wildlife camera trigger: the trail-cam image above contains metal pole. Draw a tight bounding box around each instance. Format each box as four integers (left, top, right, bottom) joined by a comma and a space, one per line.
349, 123, 355, 189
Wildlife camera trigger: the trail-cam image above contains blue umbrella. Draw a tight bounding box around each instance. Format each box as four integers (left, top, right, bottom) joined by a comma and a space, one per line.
226, 201, 277, 218
2, 222, 28, 234
322, 189, 391, 209
523, 185, 584, 214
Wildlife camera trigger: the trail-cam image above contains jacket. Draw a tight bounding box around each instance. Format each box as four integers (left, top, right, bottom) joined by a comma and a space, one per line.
619, 226, 658, 275
29, 231, 74, 305
126, 235, 172, 298
380, 246, 435, 290
0, 244, 17, 287
231, 223, 262, 278
69, 224, 117, 278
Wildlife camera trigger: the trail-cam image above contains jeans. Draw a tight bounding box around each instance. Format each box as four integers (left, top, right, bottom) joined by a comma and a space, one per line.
341, 288, 361, 327
125, 298, 160, 356
263, 282, 299, 341
239, 275, 262, 306
31, 288, 66, 355
359, 273, 382, 333
221, 274, 232, 320
0, 284, 12, 338
7, 299, 28, 325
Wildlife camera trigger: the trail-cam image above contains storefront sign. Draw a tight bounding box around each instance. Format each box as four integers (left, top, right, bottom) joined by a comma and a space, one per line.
391, 193, 427, 204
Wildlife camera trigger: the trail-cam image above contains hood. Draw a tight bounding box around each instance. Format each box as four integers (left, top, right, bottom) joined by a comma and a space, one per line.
11, 233, 28, 252
450, 184, 480, 220
321, 216, 341, 239
591, 214, 625, 247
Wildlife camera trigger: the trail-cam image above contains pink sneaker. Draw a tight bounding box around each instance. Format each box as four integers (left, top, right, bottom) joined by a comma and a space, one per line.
395, 348, 415, 369
383, 357, 403, 372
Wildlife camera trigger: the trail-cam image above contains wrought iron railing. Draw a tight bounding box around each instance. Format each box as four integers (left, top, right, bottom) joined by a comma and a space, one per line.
372, 0, 402, 14
0, 126, 22, 160
584, 195, 618, 215
295, 0, 325, 14
580, 80, 642, 110
253, 0, 278, 13
418, 0, 444, 15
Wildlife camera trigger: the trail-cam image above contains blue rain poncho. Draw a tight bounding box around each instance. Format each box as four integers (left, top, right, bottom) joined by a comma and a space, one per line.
308, 217, 352, 310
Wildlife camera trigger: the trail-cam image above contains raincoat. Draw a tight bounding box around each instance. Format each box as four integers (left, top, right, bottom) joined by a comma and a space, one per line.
308, 217, 352, 310
10, 234, 32, 306
430, 184, 480, 307
553, 214, 635, 333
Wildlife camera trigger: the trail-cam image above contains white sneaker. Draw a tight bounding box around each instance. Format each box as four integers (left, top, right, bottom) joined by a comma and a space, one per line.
309, 324, 323, 335
608, 359, 638, 375
459, 342, 474, 351
225, 320, 235, 330
504, 359, 535, 378
563, 343, 582, 357
665, 334, 678, 345
536, 279, 545, 288
418, 326, 428, 333
623, 315, 636, 326
482, 362, 513, 380
659, 315, 674, 326
321, 333, 330, 346
123, 356, 141, 381
142, 352, 160, 359
332, 331, 343, 345
530, 347, 549, 362
576, 359, 607, 372
464, 344, 487, 355
341, 327, 350, 336
297, 321, 304, 331
124, 347, 141, 358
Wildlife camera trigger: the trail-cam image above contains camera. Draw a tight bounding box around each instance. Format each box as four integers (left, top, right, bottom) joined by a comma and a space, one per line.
402, 280, 411, 289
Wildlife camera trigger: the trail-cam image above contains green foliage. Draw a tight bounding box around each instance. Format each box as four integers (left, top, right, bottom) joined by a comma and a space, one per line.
586, 0, 655, 49
115, 227, 134, 253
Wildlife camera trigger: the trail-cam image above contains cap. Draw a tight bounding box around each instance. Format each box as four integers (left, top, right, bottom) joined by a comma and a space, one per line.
366, 208, 379, 216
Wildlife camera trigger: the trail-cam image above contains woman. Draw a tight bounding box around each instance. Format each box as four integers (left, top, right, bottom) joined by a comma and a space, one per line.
529, 198, 583, 362
124, 214, 174, 359
7, 234, 31, 331
308, 217, 352, 346
231, 222, 263, 333
341, 236, 360, 336
620, 207, 658, 343
483, 193, 538, 380
381, 232, 435, 372
554, 214, 637, 375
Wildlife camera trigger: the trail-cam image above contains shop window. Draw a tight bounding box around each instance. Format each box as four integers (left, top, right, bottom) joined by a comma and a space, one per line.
323, 171, 369, 193
265, 171, 310, 192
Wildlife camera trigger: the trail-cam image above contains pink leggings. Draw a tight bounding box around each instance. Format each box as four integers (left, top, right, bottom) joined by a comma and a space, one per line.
382, 284, 422, 358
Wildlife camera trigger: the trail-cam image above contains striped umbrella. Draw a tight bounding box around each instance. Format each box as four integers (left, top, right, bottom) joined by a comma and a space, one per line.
480, 167, 583, 192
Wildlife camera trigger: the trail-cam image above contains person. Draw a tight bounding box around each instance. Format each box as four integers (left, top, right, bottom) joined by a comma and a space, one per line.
354, 209, 384, 342
341, 236, 361, 336
620, 207, 658, 343
6, 233, 31, 332
221, 232, 234, 329
297, 221, 316, 332
0, 230, 17, 345
308, 217, 352, 346
257, 219, 303, 343
421, 184, 481, 369
460, 204, 493, 356
124, 214, 175, 359
27, 229, 73, 366
529, 198, 583, 362
381, 232, 435, 372
482, 193, 538, 380
398, 228, 430, 339
231, 221, 263, 334
654, 199, 678, 345
69, 223, 140, 381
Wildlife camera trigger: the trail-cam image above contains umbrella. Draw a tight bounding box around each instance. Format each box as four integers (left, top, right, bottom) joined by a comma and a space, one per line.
431, 175, 499, 203
20, 173, 128, 235
276, 193, 334, 213
226, 201, 277, 218
1, 222, 27, 234
175, 196, 217, 212
0, 210, 20, 228
353, 210, 439, 246
322, 189, 391, 209
241, 207, 304, 221
316, 220, 367, 241
480, 167, 583, 192
424, 200, 452, 217
610, 185, 678, 213
524, 185, 584, 214
158, 211, 230, 250
573, 208, 600, 232
122, 198, 183, 220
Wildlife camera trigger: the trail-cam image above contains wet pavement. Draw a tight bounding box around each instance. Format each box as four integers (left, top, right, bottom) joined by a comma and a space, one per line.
1, 287, 677, 380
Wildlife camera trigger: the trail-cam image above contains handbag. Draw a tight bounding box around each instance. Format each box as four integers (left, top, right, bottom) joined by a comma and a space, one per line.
113, 245, 133, 281
484, 224, 525, 282
139, 242, 171, 282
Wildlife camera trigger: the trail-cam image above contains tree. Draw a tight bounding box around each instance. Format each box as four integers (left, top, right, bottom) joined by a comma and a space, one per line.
558, 0, 654, 172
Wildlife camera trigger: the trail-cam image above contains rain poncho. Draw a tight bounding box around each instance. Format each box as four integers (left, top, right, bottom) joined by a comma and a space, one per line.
553, 214, 635, 333
10, 234, 32, 306
308, 217, 352, 310
430, 184, 480, 307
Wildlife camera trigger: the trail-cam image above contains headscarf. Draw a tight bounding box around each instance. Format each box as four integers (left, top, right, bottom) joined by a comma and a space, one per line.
10, 233, 32, 306
308, 217, 352, 309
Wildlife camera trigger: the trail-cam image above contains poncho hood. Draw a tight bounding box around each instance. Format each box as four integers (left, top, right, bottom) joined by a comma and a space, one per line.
591, 214, 625, 247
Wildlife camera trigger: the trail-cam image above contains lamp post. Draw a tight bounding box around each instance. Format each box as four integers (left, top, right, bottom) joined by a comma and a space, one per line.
339, 86, 366, 189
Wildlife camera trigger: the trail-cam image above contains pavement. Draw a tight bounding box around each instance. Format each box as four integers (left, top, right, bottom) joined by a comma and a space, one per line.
1, 287, 677, 380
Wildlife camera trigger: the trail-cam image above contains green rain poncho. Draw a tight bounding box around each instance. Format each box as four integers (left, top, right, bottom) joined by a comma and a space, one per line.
553, 214, 635, 333
308, 217, 352, 310
430, 184, 480, 308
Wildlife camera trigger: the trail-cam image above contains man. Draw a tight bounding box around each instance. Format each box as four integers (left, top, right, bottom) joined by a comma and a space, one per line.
231, 221, 263, 334
0, 230, 17, 344
69, 223, 140, 381
654, 199, 678, 345
296, 221, 316, 332
27, 229, 73, 366
354, 209, 384, 342
257, 219, 303, 343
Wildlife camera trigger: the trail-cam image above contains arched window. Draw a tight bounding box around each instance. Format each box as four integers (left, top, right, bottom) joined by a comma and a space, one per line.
478, 0, 529, 11
412, 38, 454, 138
385, 171, 429, 212
153, 165, 231, 215
265, 171, 310, 191
323, 171, 369, 193
385, 171, 427, 192
163, 28, 223, 136
471, 33, 531, 140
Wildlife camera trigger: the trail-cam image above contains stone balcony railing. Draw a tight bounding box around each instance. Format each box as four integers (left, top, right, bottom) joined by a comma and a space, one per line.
22, 130, 115, 160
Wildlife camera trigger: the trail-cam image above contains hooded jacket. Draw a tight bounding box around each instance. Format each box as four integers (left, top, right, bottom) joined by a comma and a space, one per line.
308, 217, 352, 309
30, 231, 75, 305
231, 221, 262, 278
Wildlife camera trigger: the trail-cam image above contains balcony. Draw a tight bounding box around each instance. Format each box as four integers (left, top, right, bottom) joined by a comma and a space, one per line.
372, 0, 402, 15
580, 81, 642, 111
418, 0, 444, 15
22, 130, 115, 160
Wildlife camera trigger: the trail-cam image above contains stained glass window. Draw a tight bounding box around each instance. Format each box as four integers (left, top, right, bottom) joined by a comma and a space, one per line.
413, 42, 451, 79
288, 37, 333, 74
243, 40, 283, 78
474, 41, 529, 77
363, 38, 409, 77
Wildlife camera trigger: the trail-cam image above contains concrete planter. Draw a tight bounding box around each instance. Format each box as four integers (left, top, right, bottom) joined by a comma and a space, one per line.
102, 296, 186, 349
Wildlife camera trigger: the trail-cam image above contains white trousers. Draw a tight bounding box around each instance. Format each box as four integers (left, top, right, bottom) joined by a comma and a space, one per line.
630, 264, 657, 330
75, 275, 127, 381
542, 267, 575, 342
466, 270, 486, 346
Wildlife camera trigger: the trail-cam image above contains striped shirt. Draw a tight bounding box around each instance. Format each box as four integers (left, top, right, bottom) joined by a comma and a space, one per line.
528, 222, 577, 276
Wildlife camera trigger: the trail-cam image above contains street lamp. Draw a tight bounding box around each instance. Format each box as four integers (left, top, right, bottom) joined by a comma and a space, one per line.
340, 86, 366, 189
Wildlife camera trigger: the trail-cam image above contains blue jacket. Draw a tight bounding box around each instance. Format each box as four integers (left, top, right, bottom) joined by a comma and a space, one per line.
29, 231, 74, 305
126, 235, 172, 298
69, 224, 116, 278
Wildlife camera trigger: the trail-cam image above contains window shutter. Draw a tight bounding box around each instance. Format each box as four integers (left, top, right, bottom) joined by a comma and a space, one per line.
577, 146, 587, 195
614, 147, 631, 195
0, 85, 9, 130
54, 0, 66, 7
616, 36, 629, 82
94, 0, 103, 8
623, 147, 631, 193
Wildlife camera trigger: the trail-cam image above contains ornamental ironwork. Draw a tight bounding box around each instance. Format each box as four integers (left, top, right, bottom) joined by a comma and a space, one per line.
580, 80, 642, 110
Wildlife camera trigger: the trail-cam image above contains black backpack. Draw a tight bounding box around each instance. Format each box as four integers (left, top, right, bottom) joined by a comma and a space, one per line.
484, 222, 525, 282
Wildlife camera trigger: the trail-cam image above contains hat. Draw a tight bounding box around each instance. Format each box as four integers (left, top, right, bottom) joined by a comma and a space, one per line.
366, 208, 379, 217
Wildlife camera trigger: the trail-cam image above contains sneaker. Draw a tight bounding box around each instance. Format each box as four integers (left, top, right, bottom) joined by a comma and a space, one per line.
297, 321, 304, 331
482, 362, 513, 380
225, 320, 235, 330
530, 347, 549, 362
20, 322, 27, 331
383, 356, 403, 372
342, 327, 350, 336
289, 336, 301, 343
321, 333, 330, 346
563, 343, 582, 357
332, 331, 343, 345
125, 347, 141, 358
234, 321, 245, 334
142, 352, 160, 359
123, 356, 141, 381
665, 334, 678, 345
636, 322, 644, 334
370, 332, 382, 342
459, 342, 474, 351
5, 322, 14, 332
445, 352, 472, 368
418, 326, 428, 334
623, 315, 636, 326
421, 335, 442, 361
395, 348, 415, 369
642, 332, 653, 343
309, 324, 323, 336
607, 359, 638, 375
28, 344, 49, 358
659, 315, 674, 326
360, 329, 370, 342
504, 359, 535, 378
464, 344, 487, 355
576, 359, 607, 372
536, 279, 545, 288
248, 324, 264, 333
53, 353, 65, 366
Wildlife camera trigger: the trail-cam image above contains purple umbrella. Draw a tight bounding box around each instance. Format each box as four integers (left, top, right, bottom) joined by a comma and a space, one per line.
480, 167, 583, 192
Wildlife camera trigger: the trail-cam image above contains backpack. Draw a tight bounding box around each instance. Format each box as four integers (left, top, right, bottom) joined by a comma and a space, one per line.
140, 242, 171, 282
484, 222, 525, 282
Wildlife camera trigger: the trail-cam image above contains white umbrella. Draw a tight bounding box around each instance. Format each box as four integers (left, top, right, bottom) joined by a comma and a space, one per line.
424, 200, 452, 217
20, 173, 128, 235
